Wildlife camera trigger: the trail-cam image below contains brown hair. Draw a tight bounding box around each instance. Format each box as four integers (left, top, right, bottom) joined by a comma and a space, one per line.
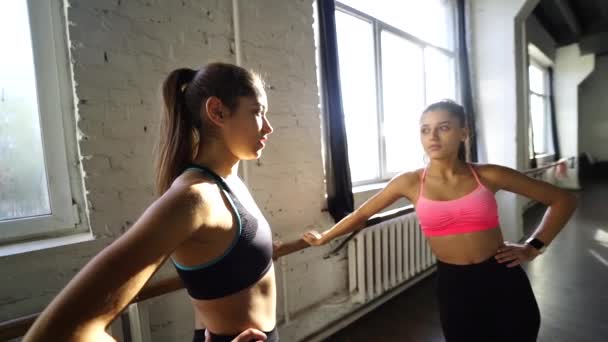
155, 63, 262, 195
422, 99, 469, 162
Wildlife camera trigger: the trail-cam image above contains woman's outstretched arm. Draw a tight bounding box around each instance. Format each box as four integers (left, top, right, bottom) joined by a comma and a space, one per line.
302, 172, 418, 246
24, 183, 208, 342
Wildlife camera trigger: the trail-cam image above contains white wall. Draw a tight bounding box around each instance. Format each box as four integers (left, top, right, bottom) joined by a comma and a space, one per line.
235, 0, 349, 331
469, 0, 538, 242
554, 44, 595, 189
3, 1, 578, 341
579, 54, 608, 161
1, 0, 235, 338
0, 1, 344, 341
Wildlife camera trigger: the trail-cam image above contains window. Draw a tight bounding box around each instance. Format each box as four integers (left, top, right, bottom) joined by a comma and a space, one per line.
528, 57, 554, 157
335, 0, 457, 185
0, 0, 82, 243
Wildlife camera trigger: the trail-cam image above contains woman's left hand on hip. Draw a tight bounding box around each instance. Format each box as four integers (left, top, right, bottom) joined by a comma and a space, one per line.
495, 242, 539, 267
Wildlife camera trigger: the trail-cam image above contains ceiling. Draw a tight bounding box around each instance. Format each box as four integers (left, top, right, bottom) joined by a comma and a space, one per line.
533, 0, 608, 54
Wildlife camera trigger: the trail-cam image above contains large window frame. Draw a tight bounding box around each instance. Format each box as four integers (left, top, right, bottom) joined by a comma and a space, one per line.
527, 49, 554, 159
0, 0, 84, 244
335, 1, 459, 187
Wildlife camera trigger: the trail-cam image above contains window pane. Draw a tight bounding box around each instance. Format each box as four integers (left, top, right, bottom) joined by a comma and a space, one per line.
381, 31, 425, 174
424, 47, 455, 105
338, 0, 452, 50
528, 64, 545, 95
530, 94, 546, 154
0, 1, 51, 221
336, 11, 380, 183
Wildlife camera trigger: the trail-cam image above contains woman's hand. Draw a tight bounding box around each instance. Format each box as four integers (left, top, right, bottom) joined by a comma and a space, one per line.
272, 240, 282, 261
231, 328, 266, 342
302, 230, 326, 246
205, 328, 267, 342
495, 242, 540, 267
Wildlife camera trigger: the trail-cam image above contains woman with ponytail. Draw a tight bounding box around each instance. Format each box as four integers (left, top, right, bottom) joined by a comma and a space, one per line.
302, 99, 577, 341
25, 63, 279, 342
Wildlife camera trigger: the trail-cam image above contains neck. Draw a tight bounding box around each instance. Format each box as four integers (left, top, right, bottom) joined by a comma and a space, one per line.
427, 157, 467, 178
192, 140, 240, 178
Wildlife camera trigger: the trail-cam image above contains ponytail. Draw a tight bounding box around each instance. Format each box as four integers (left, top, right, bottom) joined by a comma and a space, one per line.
154, 63, 262, 195
155, 68, 197, 195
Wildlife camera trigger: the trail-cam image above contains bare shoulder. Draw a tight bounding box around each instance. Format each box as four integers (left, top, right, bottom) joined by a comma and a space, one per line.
86, 176, 219, 271
392, 169, 422, 186
471, 163, 522, 191
389, 169, 423, 200
141, 173, 227, 235
473, 163, 517, 177
355, 169, 422, 218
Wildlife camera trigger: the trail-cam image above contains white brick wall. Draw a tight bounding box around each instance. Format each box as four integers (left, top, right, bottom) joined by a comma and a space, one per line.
1, 1, 553, 341
69, 0, 234, 239
1, 1, 346, 341
237, 0, 347, 328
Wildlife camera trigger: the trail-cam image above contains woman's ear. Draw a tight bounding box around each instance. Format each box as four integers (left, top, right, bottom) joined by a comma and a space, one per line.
205, 96, 226, 126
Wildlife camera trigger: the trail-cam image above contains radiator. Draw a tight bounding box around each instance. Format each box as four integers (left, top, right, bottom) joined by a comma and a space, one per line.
348, 211, 436, 304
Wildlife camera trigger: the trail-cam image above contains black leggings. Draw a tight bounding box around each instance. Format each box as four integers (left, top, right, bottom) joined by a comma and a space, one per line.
193, 326, 279, 342
437, 257, 540, 342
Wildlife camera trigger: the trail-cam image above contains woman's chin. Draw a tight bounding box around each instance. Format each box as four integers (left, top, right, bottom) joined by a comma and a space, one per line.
241, 150, 263, 160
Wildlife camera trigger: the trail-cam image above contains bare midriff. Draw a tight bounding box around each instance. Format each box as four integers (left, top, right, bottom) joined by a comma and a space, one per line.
190, 264, 276, 335
427, 226, 503, 265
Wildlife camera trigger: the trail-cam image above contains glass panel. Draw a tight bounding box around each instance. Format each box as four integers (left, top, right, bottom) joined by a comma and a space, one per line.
424, 47, 455, 105
335, 10, 380, 183
530, 93, 547, 154
338, 0, 452, 50
0, 1, 51, 221
528, 63, 545, 95
381, 31, 426, 174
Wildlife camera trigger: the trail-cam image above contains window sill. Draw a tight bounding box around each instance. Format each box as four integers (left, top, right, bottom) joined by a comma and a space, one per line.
532, 154, 556, 166
353, 181, 389, 194
0, 232, 95, 257
352, 181, 410, 213
532, 153, 554, 159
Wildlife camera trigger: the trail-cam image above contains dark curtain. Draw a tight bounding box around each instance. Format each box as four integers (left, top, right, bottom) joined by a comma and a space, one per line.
529, 120, 538, 168
456, 0, 478, 162
548, 67, 561, 161
318, 0, 354, 222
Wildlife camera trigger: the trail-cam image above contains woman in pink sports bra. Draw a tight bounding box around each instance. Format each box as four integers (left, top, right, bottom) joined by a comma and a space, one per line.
302, 100, 577, 342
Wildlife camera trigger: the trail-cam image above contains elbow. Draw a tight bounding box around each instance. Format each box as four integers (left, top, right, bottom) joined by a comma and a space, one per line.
25, 316, 110, 342
567, 192, 577, 212
560, 191, 577, 213
65, 323, 112, 342
566, 192, 578, 211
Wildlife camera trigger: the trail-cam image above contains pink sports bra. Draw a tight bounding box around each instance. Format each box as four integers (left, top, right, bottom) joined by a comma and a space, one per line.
415, 164, 499, 237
